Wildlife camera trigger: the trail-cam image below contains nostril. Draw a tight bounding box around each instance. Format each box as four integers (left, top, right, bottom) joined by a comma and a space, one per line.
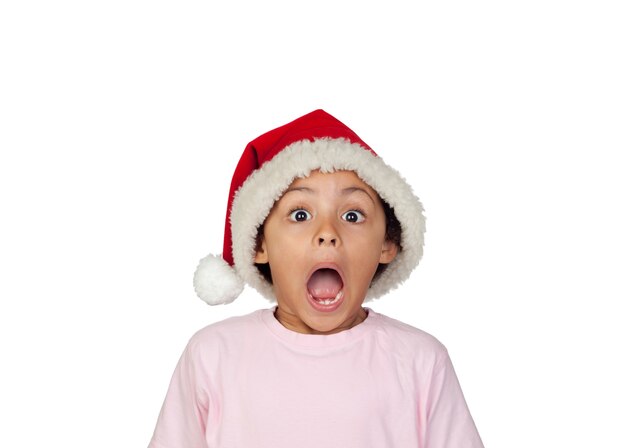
318, 236, 337, 246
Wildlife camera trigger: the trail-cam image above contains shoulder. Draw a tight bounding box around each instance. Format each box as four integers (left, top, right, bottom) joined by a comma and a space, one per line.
185, 309, 266, 355
368, 309, 450, 364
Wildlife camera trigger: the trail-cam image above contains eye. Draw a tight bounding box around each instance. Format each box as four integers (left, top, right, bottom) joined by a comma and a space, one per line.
342, 210, 365, 223
289, 209, 312, 222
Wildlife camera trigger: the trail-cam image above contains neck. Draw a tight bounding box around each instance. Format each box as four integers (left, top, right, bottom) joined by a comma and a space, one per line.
274, 307, 368, 335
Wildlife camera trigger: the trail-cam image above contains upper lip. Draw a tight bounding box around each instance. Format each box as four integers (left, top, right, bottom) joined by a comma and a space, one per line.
305, 262, 346, 288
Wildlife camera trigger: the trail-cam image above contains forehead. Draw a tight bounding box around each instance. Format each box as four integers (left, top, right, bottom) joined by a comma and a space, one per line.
286, 170, 379, 196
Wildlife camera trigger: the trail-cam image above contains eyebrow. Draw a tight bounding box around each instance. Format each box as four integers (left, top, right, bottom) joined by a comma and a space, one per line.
283, 186, 376, 205
341, 187, 376, 205
283, 187, 313, 194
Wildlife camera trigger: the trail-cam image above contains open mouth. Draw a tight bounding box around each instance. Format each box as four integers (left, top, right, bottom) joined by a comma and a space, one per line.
306, 268, 344, 306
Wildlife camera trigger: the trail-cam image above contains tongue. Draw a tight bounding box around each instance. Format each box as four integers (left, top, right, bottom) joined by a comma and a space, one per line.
307, 269, 343, 300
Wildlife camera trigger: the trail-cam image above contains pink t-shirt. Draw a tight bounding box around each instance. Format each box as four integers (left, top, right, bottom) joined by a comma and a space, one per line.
149, 307, 483, 448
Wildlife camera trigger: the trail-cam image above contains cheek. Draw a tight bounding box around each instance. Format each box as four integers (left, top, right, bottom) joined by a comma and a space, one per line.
346, 229, 387, 264
265, 232, 308, 266
350, 224, 386, 249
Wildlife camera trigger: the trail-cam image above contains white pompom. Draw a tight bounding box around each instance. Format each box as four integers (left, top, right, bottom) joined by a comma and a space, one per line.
193, 254, 244, 305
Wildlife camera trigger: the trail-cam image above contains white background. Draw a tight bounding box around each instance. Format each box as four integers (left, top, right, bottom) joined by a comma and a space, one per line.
1, 1, 625, 446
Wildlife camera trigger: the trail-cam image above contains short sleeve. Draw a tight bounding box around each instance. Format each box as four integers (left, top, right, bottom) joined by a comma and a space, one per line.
148, 339, 210, 448
424, 349, 484, 448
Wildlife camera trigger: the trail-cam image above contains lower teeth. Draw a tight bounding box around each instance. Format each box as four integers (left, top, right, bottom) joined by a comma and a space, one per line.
316, 291, 343, 305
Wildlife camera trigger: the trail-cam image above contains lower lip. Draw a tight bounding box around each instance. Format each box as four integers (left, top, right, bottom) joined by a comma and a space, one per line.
306, 290, 345, 313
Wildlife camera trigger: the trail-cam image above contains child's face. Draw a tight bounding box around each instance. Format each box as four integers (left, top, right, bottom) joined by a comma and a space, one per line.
254, 170, 398, 334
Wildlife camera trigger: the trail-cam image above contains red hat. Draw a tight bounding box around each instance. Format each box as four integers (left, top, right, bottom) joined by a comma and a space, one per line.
193, 109, 425, 305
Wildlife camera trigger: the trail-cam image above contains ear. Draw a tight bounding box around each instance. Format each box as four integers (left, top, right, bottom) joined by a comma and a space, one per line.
379, 240, 399, 264
254, 237, 269, 264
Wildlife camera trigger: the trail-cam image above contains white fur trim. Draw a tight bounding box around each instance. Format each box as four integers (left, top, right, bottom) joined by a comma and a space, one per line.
193, 254, 245, 305
230, 138, 426, 302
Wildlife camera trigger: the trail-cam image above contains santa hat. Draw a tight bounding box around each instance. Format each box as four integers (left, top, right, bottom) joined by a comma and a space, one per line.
193, 109, 425, 305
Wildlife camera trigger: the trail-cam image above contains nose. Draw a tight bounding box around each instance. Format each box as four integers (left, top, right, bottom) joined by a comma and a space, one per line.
318, 234, 337, 247
315, 218, 340, 247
